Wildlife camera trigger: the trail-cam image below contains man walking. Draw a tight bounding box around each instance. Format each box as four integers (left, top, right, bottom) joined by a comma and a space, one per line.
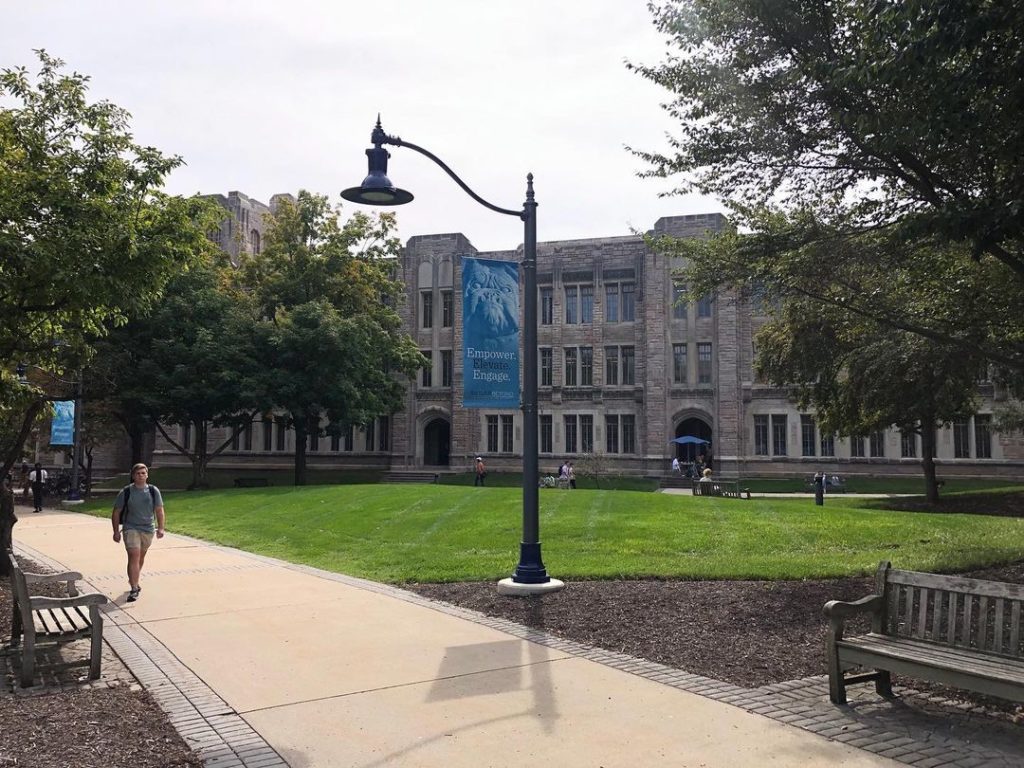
29, 462, 47, 513
474, 457, 486, 487
111, 464, 165, 602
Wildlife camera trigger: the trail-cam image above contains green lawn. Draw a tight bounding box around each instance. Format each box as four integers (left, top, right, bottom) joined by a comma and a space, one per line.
83, 484, 1024, 584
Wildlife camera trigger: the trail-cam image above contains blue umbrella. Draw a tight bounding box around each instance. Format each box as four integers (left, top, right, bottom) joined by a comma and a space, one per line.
669, 436, 710, 445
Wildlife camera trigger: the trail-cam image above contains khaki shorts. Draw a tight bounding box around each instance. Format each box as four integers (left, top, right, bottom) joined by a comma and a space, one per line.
123, 529, 154, 552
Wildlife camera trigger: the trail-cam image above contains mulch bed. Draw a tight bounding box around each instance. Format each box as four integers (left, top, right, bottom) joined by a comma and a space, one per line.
406, 559, 1024, 722
1, 555, 202, 768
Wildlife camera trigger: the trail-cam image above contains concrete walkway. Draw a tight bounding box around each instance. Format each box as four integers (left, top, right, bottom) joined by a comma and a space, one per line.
11, 509, 1022, 768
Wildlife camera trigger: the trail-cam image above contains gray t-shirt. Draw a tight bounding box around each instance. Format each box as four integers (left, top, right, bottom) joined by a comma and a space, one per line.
114, 484, 164, 533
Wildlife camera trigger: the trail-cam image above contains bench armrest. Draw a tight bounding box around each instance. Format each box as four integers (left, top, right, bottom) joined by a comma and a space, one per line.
23, 571, 85, 597
823, 594, 884, 619
28, 593, 108, 610
824, 594, 884, 641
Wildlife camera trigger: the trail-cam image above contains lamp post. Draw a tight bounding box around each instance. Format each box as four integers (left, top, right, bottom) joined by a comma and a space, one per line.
342, 118, 563, 595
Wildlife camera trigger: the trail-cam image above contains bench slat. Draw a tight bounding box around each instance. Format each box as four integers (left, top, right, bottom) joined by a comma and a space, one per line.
994, 599, 1005, 654
931, 588, 944, 642
840, 635, 1024, 678
916, 587, 929, 638
888, 569, 1024, 599
947, 592, 958, 646
1011, 601, 1021, 657
978, 596, 989, 650
962, 594, 974, 649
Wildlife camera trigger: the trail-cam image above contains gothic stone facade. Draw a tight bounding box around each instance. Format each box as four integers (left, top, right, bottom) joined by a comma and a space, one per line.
391, 213, 1022, 479
144, 199, 1021, 480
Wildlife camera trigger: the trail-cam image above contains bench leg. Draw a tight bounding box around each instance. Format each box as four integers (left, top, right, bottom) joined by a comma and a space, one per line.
826, 641, 847, 705
875, 670, 893, 698
89, 609, 103, 680
20, 634, 35, 688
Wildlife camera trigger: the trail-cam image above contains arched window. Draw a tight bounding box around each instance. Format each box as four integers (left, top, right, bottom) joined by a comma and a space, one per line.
250, 229, 261, 255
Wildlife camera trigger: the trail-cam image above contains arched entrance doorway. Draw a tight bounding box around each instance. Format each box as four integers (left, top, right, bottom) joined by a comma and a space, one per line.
674, 417, 713, 466
423, 418, 451, 467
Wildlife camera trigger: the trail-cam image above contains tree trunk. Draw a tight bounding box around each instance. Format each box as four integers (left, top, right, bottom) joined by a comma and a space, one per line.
188, 421, 210, 490
0, 482, 16, 576
294, 416, 308, 486
126, 420, 146, 466
920, 423, 940, 504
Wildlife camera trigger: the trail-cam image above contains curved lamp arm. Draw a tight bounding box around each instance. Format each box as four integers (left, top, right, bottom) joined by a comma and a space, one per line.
372, 123, 526, 220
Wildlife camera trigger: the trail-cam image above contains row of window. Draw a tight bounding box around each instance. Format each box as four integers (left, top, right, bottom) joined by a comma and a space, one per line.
484, 414, 637, 455
421, 350, 454, 388
754, 415, 993, 458
422, 283, 714, 330
181, 417, 391, 454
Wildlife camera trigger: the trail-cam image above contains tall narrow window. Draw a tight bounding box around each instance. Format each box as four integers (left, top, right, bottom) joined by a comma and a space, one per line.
900, 430, 916, 458
565, 286, 578, 324
697, 342, 712, 384
501, 415, 514, 453
801, 415, 816, 457
564, 415, 578, 454
869, 431, 885, 457
263, 417, 273, 451
697, 295, 713, 318
605, 284, 619, 323
580, 347, 593, 386
605, 346, 619, 385
975, 414, 992, 459
580, 415, 594, 453
441, 349, 453, 387
250, 229, 261, 255
850, 436, 866, 458
421, 291, 433, 329
231, 425, 240, 451
621, 346, 635, 385
309, 426, 319, 452
540, 415, 552, 453
487, 415, 498, 453
621, 415, 636, 454
275, 418, 286, 451
564, 347, 578, 386
243, 421, 253, 451
672, 283, 687, 320
441, 290, 453, 327
621, 283, 636, 321
754, 415, 769, 456
605, 415, 619, 454
365, 420, 375, 452
771, 415, 787, 456
580, 285, 594, 323
540, 287, 553, 325
953, 421, 970, 458
672, 343, 687, 384
421, 351, 432, 387
344, 425, 353, 452
181, 423, 191, 450
378, 416, 389, 452
820, 432, 835, 457
540, 348, 553, 386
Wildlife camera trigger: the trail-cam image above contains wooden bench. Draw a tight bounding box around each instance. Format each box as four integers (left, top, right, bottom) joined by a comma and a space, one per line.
824, 560, 1024, 705
233, 477, 270, 488
691, 480, 751, 499
6, 551, 109, 687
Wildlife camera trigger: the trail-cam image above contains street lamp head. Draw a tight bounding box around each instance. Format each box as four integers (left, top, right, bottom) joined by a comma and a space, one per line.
341, 118, 414, 206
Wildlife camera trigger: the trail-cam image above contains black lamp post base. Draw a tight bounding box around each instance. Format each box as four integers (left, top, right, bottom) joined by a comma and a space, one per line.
501, 543, 564, 594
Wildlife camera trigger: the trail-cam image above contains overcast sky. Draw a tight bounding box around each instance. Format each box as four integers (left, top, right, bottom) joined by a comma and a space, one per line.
3, 1, 721, 251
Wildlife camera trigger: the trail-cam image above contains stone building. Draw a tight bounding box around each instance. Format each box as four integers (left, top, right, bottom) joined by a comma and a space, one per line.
143, 195, 1021, 480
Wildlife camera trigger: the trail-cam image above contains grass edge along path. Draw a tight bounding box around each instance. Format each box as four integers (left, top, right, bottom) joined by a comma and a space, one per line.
82, 484, 1024, 584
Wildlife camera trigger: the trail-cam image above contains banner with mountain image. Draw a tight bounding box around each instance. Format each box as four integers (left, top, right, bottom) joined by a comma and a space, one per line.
462, 256, 520, 409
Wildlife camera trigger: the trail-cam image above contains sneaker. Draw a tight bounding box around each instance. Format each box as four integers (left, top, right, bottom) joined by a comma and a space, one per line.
127, 587, 141, 602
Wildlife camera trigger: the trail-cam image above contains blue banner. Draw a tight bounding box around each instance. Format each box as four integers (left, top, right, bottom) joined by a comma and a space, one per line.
50, 400, 75, 446
462, 256, 521, 409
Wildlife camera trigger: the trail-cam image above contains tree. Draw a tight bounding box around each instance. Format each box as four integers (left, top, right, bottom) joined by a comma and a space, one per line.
112, 256, 261, 489
242, 193, 425, 485
0, 52, 204, 477
756, 299, 983, 502
631, 1, 1024, 376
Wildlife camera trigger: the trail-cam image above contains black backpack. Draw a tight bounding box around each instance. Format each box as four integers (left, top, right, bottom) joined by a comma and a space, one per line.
119, 484, 157, 527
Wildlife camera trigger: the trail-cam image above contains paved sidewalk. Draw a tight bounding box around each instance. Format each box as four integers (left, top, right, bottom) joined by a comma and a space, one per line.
11, 509, 1022, 768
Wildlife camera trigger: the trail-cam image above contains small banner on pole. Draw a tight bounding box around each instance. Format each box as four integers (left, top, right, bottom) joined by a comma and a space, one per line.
50, 400, 75, 446
462, 256, 521, 409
